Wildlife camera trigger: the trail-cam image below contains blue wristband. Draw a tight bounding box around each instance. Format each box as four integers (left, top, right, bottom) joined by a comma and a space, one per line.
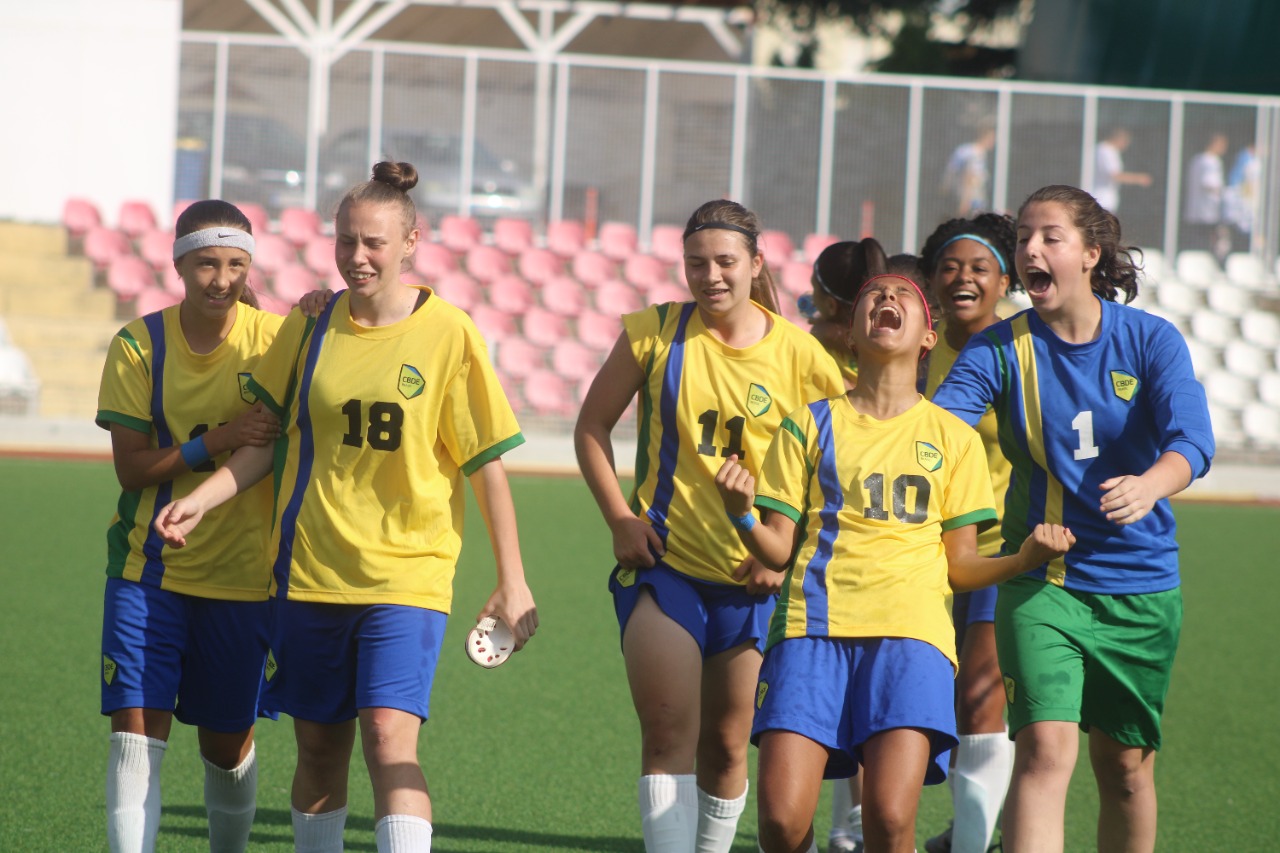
728, 511, 756, 532
179, 434, 211, 469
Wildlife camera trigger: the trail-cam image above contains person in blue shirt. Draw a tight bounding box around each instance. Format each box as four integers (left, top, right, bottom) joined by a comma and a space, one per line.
932, 184, 1214, 853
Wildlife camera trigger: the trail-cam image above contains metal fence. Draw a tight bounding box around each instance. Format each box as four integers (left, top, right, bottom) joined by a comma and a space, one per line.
176, 32, 1280, 264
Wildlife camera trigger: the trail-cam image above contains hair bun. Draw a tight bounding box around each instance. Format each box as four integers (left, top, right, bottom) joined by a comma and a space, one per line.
371, 160, 419, 193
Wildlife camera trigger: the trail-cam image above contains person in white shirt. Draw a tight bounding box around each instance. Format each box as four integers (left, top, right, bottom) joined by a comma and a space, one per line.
1092, 128, 1150, 213
1182, 132, 1229, 259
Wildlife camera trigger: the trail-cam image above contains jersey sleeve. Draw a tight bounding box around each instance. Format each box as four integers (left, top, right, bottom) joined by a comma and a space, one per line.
440, 320, 525, 475
246, 308, 312, 419
1144, 320, 1215, 478
931, 331, 1003, 427
806, 340, 849, 401
622, 305, 664, 373
754, 409, 814, 523
941, 423, 998, 532
96, 324, 152, 434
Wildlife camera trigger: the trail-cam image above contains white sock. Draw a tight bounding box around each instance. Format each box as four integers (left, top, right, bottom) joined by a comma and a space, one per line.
374, 814, 433, 852
847, 803, 863, 842
638, 773, 697, 852
107, 732, 167, 853
695, 783, 747, 853
951, 732, 1014, 853
203, 745, 257, 853
292, 806, 347, 853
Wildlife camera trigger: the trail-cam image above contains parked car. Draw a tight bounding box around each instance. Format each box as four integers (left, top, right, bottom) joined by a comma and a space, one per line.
175, 111, 308, 216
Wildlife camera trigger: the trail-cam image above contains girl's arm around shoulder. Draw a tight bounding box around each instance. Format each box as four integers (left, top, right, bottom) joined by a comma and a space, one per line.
944, 522, 1076, 592
931, 327, 1004, 426
714, 455, 798, 572
153, 442, 275, 548
468, 458, 538, 649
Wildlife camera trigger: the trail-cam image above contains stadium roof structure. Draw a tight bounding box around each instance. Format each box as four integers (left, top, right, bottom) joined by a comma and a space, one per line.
181, 0, 753, 62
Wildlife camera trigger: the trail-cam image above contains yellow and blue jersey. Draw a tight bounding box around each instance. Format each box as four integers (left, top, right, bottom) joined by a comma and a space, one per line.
925, 319, 1010, 557
96, 304, 282, 600
821, 342, 858, 388
755, 396, 997, 668
249, 288, 523, 611
932, 297, 1214, 593
625, 301, 846, 585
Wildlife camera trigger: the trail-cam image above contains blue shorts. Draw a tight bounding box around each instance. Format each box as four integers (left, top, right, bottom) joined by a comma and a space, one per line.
953, 586, 998, 651
263, 599, 448, 724
610, 562, 774, 656
101, 577, 272, 732
752, 636, 958, 784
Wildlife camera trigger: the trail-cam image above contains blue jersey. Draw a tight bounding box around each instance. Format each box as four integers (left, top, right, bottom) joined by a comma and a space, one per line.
932, 297, 1213, 594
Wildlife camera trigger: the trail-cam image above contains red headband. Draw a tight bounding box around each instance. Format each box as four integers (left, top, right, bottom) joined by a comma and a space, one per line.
854, 274, 933, 331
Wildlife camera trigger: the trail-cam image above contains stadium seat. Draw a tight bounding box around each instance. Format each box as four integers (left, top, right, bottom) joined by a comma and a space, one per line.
1206, 282, 1253, 317
1136, 247, 1167, 282
551, 338, 600, 381
522, 369, 575, 416
106, 255, 156, 300
171, 199, 196, 228
522, 306, 569, 348
118, 200, 158, 238
1223, 340, 1272, 380
1257, 373, 1280, 408
803, 233, 839, 263
1225, 252, 1272, 290
83, 226, 132, 269
576, 309, 623, 352
413, 242, 459, 281
280, 207, 323, 247
1175, 250, 1221, 286
1189, 311, 1237, 348
495, 336, 545, 379
760, 229, 796, 268
433, 271, 481, 311
780, 261, 814, 297
1153, 279, 1200, 316
234, 203, 271, 237
517, 248, 564, 286
489, 274, 535, 314
253, 233, 298, 275
135, 287, 182, 315
138, 229, 174, 272
595, 280, 643, 316
1242, 402, 1280, 446
161, 267, 187, 297
650, 225, 685, 265
302, 235, 335, 276
494, 217, 535, 255
468, 304, 517, 341
439, 215, 483, 253
547, 219, 586, 258
624, 254, 669, 291
465, 244, 510, 283
572, 250, 617, 288
62, 197, 102, 237
646, 283, 689, 306
1203, 369, 1254, 409
599, 221, 638, 261
1241, 312, 1280, 348
1181, 336, 1219, 378
272, 263, 319, 304
541, 275, 587, 318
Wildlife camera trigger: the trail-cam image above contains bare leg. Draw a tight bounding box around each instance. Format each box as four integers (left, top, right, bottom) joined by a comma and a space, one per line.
360, 707, 431, 821
1089, 730, 1157, 853
756, 731, 828, 853
861, 728, 931, 853
1000, 721, 1078, 853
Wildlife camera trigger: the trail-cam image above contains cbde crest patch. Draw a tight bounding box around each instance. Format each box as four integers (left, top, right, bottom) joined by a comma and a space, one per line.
103, 655, 117, 686
915, 441, 943, 472
756, 681, 769, 709
398, 364, 425, 400
265, 649, 278, 682
237, 372, 254, 404
746, 384, 772, 417
1110, 370, 1138, 402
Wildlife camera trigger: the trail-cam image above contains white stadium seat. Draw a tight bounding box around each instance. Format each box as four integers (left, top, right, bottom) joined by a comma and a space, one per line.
1182, 336, 1221, 378
1153, 279, 1201, 316
1207, 402, 1245, 446
1257, 373, 1280, 408
1189, 311, 1237, 348
1202, 369, 1254, 410
1223, 340, 1273, 379
1206, 283, 1253, 318
1225, 253, 1272, 290
1137, 247, 1167, 282
1240, 312, 1280, 348
1242, 402, 1280, 446
1176, 250, 1223, 286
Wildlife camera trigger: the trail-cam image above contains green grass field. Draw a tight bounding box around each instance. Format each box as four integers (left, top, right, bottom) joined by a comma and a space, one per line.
1, 457, 1276, 851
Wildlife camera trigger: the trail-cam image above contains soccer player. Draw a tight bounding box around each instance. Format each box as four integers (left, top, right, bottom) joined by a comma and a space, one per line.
932, 185, 1215, 853
918, 213, 1019, 853
96, 200, 282, 853
574, 199, 846, 852
715, 254, 1073, 853
155, 161, 537, 853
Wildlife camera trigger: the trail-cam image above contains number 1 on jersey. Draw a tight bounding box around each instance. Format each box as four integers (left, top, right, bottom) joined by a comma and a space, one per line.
1071, 410, 1099, 460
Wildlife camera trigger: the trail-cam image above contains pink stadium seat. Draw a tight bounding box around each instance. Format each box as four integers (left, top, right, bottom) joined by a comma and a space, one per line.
541, 275, 587, 318
523, 369, 575, 416
253, 233, 298, 275
595, 280, 643, 316
760, 229, 796, 268
546, 219, 585, 258
803, 233, 839, 263
83, 226, 132, 269
171, 199, 196, 228
235, 203, 271, 237
598, 221, 638, 261
434, 271, 481, 312
256, 292, 292, 316
107, 256, 156, 300
624, 254, 670, 291
572, 250, 617, 288
302, 236, 335, 276
522, 306, 569, 348
650, 224, 685, 265
279, 207, 323, 247
439, 215, 483, 253
493, 217, 534, 255
272, 263, 319, 304
62, 197, 102, 237
576, 309, 623, 352
552, 338, 600, 381
118, 200, 158, 238
136, 287, 182, 315
781, 261, 814, 297
777, 294, 805, 326
647, 284, 690, 306
468, 304, 517, 340
495, 336, 544, 379
162, 267, 186, 297
488, 274, 535, 314
465, 245, 510, 283
517, 248, 564, 286
138, 229, 174, 272
413, 242, 459, 281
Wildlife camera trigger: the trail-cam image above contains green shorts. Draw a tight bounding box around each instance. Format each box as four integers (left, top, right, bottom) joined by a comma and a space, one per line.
995, 575, 1182, 749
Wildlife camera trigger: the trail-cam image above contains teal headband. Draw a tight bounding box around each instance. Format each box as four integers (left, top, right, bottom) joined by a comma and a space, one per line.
936, 233, 1006, 274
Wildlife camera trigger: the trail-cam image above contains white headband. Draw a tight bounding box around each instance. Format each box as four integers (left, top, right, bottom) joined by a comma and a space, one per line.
172, 227, 256, 260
